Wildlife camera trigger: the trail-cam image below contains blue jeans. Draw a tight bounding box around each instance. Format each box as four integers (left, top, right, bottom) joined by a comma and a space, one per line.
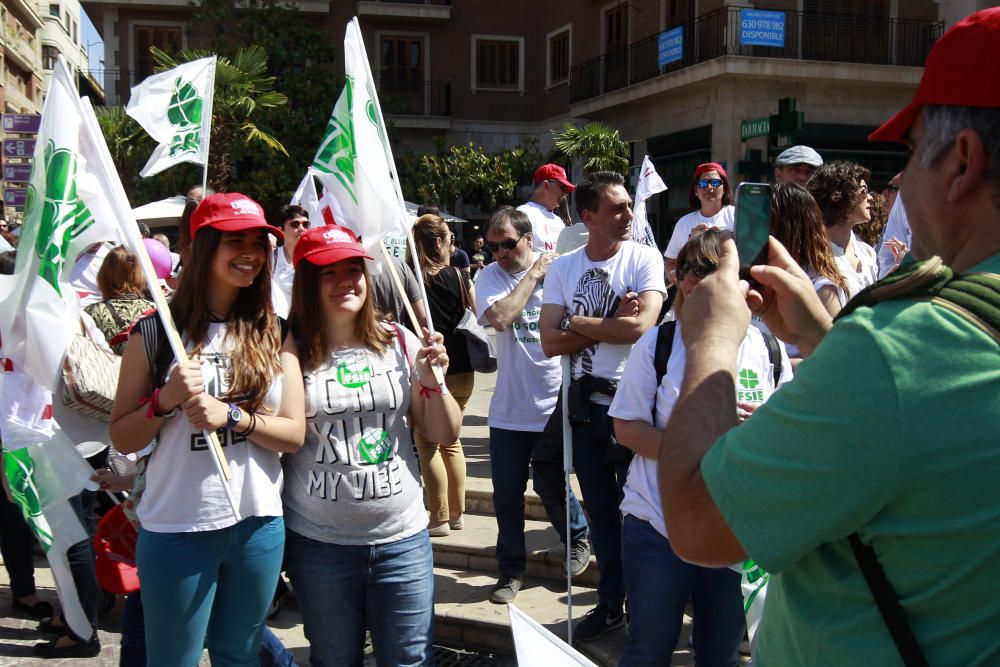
136, 516, 285, 667
284, 529, 434, 667
620, 515, 745, 667
489, 427, 588, 576
571, 401, 627, 610
66, 489, 100, 642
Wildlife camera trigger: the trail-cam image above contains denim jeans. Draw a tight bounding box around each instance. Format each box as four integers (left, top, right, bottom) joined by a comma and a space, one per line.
0, 488, 39, 599
66, 489, 100, 642
136, 516, 285, 667
571, 401, 627, 610
620, 515, 745, 667
489, 427, 588, 576
284, 529, 434, 667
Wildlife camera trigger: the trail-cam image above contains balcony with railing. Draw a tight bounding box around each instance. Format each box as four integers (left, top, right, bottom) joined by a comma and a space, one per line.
356, 0, 451, 21
375, 78, 451, 118
570, 7, 943, 104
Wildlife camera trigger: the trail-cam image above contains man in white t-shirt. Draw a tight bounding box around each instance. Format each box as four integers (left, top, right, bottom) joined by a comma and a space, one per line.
271, 204, 311, 318
475, 206, 591, 605
517, 163, 574, 254
539, 171, 667, 642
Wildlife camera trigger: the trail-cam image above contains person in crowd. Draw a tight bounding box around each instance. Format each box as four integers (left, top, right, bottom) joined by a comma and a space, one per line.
882, 171, 901, 211
856, 191, 890, 249
0, 219, 15, 251
281, 224, 459, 666
369, 255, 427, 334
475, 206, 591, 604
468, 234, 492, 279
450, 233, 471, 279
417, 203, 440, 217
655, 9, 1000, 665
772, 145, 824, 185
271, 204, 311, 318
807, 160, 879, 299
109, 193, 306, 666
664, 162, 734, 280
769, 183, 849, 316
612, 228, 790, 666
540, 171, 666, 641
84, 247, 155, 354
408, 214, 475, 536
518, 163, 576, 253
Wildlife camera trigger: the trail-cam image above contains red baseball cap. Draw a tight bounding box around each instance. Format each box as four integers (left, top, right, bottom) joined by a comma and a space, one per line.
870, 8, 1000, 143
693, 162, 727, 181
189, 193, 282, 240
533, 163, 575, 192
293, 224, 373, 267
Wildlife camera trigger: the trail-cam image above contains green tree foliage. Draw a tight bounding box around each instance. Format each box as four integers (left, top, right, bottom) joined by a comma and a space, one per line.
398, 138, 542, 214
552, 122, 630, 176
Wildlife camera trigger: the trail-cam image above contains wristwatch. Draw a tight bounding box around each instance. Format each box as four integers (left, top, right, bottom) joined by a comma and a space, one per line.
559, 315, 572, 332
226, 403, 243, 430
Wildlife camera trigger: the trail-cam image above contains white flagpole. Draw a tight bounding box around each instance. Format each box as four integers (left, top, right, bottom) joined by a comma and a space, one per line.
79, 96, 241, 521
200, 58, 217, 195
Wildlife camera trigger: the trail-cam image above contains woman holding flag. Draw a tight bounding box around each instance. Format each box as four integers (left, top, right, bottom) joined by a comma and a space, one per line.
281, 224, 459, 666
109, 193, 305, 666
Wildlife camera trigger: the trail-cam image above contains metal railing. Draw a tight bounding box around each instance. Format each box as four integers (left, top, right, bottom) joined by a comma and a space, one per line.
376, 78, 451, 117
570, 7, 943, 103
362, 0, 450, 4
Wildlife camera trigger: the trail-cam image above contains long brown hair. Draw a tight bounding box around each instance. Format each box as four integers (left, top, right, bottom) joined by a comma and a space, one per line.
97, 246, 147, 300
289, 258, 392, 373
167, 226, 281, 411
408, 214, 450, 277
770, 184, 847, 292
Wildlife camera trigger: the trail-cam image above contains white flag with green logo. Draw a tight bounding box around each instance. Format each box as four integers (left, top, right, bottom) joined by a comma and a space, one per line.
126, 56, 216, 178
310, 19, 408, 257
0, 56, 128, 643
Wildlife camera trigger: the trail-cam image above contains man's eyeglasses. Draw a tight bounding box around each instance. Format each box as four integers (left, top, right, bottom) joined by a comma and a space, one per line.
697, 179, 723, 189
485, 233, 525, 254
676, 261, 717, 281
287, 218, 311, 230
546, 179, 570, 195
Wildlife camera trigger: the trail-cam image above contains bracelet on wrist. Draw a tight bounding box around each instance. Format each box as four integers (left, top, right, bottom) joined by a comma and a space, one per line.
418, 382, 443, 399
236, 411, 257, 437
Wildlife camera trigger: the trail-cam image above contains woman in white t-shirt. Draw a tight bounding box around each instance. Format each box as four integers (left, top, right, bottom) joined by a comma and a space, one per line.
282, 225, 460, 666
807, 161, 879, 300
110, 193, 306, 666
610, 228, 791, 666
664, 161, 735, 279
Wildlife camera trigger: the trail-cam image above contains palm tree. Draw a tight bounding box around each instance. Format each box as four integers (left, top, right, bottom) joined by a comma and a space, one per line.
150, 45, 288, 190
551, 122, 631, 176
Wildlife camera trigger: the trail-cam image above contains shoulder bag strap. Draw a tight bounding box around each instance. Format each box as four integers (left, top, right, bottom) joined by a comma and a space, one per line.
761, 332, 783, 386
453, 267, 471, 310
652, 321, 676, 421
848, 533, 930, 667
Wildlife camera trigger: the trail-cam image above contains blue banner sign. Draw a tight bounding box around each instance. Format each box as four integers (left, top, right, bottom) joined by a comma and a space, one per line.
658, 27, 684, 66
740, 9, 785, 47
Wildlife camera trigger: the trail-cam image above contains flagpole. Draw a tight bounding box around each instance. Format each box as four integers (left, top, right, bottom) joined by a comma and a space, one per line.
199, 57, 217, 195
378, 244, 423, 336
350, 17, 444, 384
78, 95, 242, 522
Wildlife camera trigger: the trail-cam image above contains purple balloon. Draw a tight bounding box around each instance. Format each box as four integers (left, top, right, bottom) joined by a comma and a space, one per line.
143, 237, 173, 280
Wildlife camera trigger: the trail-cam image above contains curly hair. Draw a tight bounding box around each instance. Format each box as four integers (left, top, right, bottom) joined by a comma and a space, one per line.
855, 192, 889, 248
806, 160, 870, 227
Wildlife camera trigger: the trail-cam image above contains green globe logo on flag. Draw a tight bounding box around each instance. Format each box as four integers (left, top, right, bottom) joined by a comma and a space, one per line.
739, 368, 760, 390
27, 141, 95, 296
4, 449, 54, 551
312, 77, 358, 205
166, 78, 204, 157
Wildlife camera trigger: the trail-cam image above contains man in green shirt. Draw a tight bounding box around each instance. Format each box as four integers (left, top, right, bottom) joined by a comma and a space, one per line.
656, 8, 1000, 666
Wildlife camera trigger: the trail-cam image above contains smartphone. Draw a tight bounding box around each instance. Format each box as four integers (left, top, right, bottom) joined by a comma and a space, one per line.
734, 182, 772, 281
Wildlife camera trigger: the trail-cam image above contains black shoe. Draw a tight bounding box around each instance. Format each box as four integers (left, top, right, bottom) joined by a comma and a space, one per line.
489, 574, 523, 604
12, 598, 54, 619
575, 604, 625, 642
34, 635, 101, 658
568, 539, 591, 577
37, 617, 66, 635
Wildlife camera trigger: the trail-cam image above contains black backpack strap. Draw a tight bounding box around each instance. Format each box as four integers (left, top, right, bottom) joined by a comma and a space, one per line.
848, 533, 930, 667
761, 331, 783, 386
652, 321, 677, 420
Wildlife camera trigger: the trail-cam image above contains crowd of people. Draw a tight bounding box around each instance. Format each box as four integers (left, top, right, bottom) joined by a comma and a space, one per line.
1, 7, 999, 666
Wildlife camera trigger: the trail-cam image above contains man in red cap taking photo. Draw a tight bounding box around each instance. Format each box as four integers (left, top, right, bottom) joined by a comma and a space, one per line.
517, 163, 575, 254
655, 8, 1000, 666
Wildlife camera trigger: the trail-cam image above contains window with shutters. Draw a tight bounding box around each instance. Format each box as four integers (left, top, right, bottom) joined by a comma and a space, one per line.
380, 35, 426, 115
547, 26, 571, 88
472, 36, 524, 91
134, 26, 182, 80
43, 45, 59, 70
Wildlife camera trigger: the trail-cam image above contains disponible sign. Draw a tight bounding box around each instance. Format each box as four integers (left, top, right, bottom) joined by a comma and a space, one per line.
740, 9, 786, 47
658, 27, 684, 66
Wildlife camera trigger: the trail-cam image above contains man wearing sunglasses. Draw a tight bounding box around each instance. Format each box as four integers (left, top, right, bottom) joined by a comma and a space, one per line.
271, 204, 311, 317
517, 163, 575, 254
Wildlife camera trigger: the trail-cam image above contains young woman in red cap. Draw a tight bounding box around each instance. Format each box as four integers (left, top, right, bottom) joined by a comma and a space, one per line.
109, 192, 305, 666
663, 162, 735, 280
281, 224, 459, 667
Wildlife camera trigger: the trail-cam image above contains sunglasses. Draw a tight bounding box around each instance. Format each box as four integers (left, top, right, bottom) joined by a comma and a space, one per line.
287, 219, 311, 230
697, 178, 723, 189
676, 261, 717, 281
485, 233, 525, 254
546, 179, 570, 195
884, 184, 899, 193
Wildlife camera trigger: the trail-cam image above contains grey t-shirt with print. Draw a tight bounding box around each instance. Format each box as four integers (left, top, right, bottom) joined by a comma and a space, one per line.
282, 326, 428, 545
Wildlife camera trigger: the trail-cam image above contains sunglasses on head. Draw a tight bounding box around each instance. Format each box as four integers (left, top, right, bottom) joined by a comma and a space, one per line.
287, 218, 310, 230
697, 178, 723, 189
676, 261, 717, 281
485, 233, 525, 253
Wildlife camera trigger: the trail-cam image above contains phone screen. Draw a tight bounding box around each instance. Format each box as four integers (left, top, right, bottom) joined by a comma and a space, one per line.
734, 182, 772, 274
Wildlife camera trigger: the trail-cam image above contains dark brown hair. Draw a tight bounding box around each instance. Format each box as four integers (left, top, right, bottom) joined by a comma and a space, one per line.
97, 246, 147, 300
855, 192, 889, 247
168, 226, 281, 411
807, 160, 871, 227
770, 184, 847, 292
289, 258, 392, 372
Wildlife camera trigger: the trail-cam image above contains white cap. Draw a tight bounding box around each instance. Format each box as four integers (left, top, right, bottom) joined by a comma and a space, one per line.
775, 145, 823, 168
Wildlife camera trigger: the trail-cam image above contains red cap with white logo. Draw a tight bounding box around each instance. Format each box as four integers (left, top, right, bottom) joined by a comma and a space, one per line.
292, 224, 373, 267
189, 193, 282, 240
